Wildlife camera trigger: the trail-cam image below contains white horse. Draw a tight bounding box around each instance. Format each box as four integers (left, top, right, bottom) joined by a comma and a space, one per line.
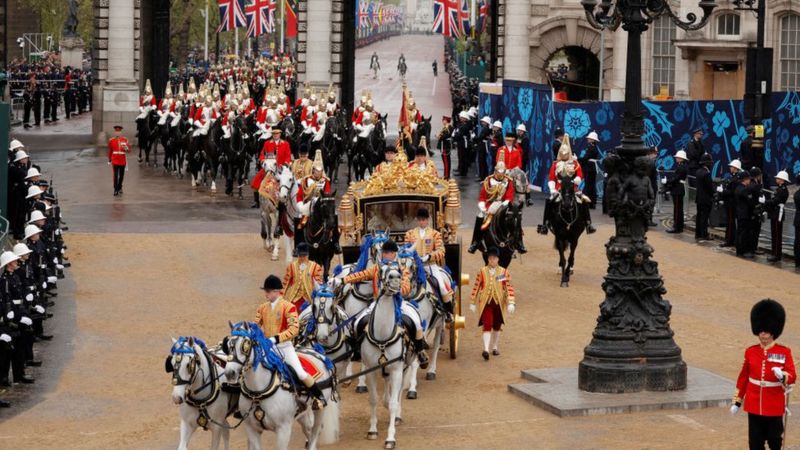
167, 336, 232, 450
278, 166, 300, 264
297, 287, 353, 378
330, 231, 390, 393
258, 159, 281, 261
223, 321, 339, 450
396, 246, 445, 399
361, 264, 408, 449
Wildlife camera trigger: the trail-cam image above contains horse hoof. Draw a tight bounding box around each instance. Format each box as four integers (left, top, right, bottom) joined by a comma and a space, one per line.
367, 431, 378, 440
425, 372, 436, 381
395, 417, 403, 425
385, 440, 397, 449
406, 391, 417, 400
355, 386, 368, 394
561, 282, 569, 288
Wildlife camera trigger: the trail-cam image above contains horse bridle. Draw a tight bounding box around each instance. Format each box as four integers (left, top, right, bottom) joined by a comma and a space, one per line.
171, 340, 201, 387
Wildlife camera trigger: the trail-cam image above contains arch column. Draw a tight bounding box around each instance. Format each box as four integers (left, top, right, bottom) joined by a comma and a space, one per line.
503, 0, 530, 80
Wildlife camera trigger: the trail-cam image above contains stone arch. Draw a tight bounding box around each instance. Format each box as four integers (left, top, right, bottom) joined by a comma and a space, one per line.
528, 18, 612, 96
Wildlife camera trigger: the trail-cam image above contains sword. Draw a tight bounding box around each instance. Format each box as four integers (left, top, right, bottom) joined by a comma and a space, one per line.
783, 385, 792, 450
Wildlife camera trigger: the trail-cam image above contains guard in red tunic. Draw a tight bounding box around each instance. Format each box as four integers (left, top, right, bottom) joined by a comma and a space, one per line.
732, 299, 796, 450
468, 161, 516, 254
250, 129, 293, 208
107, 125, 130, 196
295, 151, 341, 254
495, 133, 523, 171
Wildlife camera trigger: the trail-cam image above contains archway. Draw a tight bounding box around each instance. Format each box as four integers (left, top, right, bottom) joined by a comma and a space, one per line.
546, 46, 600, 102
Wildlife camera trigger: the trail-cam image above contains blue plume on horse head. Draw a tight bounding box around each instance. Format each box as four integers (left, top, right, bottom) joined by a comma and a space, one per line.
399, 244, 427, 285
355, 234, 375, 272
332, 264, 344, 277
245, 323, 293, 382
393, 293, 404, 326
170, 336, 207, 354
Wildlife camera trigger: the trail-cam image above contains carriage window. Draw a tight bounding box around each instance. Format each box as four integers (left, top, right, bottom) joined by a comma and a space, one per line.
364, 201, 435, 234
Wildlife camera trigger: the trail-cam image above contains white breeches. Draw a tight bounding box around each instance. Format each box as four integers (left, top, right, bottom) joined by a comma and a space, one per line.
277, 341, 310, 382
136, 108, 151, 120
157, 112, 169, 125
357, 301, 422, 332
426, 264, 452, 300
222, 125, 231, 139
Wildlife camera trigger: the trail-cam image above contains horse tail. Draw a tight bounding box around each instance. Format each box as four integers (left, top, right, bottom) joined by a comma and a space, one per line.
318, 391, 340, 444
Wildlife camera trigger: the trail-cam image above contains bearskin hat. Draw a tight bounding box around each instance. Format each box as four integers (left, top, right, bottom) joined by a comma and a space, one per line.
751, 299, 786, 339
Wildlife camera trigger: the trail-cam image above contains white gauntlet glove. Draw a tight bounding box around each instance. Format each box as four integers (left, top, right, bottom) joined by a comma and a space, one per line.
729, 404, 740, 415
772, 367, 785, 381
48, 276, 57, 283
469, 304, 476, 314
478, 201, 487, 213
661, 177, 667, 184
716, 185, 723, 193
507, 304, 515, 315
759, 195, 766, 204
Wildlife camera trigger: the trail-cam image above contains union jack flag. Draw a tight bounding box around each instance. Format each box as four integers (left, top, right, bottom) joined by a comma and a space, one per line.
477, 0, 489, 34
432, 0, 462, 38
460, 0, 470, 37
216, 0, 246, 32
245, 0, 276, 38
357, 0, 370, 29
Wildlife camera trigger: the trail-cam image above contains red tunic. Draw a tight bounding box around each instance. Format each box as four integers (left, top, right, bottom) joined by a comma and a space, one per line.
548, 158, 584, 190
496, 145, 523, 171
735, 343, 796, 416
139, 95, 156, 107
108, 136, 131, 166
259, 139, 292, 166
478, 176, 514, 206
296, 176, 332, 203
256, 107, 268, 124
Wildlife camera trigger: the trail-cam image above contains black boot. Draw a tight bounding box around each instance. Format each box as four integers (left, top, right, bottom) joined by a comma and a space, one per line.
525, 192, 533, 207
582, 203, 597, 234
250, 191, 260, 208
443, 300, 454, 322
309, 383, 328, 410
414, 339, 429, 369
538, 199, 551, 235
467, 217, 483, 254
517, 238, 528, 254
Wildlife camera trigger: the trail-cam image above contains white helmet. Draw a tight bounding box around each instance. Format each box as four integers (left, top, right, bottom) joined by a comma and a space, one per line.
516, 124, 527, 133
586, 131, 599, 141
775, 170, 791, 183
495, 161, 507, 174
28, 210, 47, 223
492, 121, 502, 129
26, 185, 43, 199
468, 106, 478, 117
480, 116, 492, 125
0, 251, 20, 269
9, 139, 24, 151
728, 159, 742, 170
24, 224, 42, 240
674, 150, 687, 160
12, 243, 32, 258
25, 167, 42, 179
14, 150, 29, 162
458, 111, 469, 120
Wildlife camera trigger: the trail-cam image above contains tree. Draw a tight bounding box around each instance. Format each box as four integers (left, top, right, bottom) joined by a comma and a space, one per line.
20, 0, 93, 47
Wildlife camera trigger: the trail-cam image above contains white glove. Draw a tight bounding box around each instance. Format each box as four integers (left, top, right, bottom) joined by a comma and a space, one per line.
6, 311, 13, 320
0, 334, 11, 343
772, 367, 785, 381
478, 201, 487, 213
48, 276, 57, 283
42, 282, 47, 289
729, 404, 740, 415
269, 337, 277, 345
53, 257, 58, 264
469, 304, 476, 313
107, 161, 111, 165
34, 305, 45, 314
759, 195, 766, 204
421, 254, 431, 263
661, 177, 667, 184
716, 185, 723, 193
550, 191, 561, 201
25, 293, 33, 302
548, 180, 556, 193
56, 264, 64, 270
488, 202, 502, 215
20, 317, 32, 326
507, 304, 515, 315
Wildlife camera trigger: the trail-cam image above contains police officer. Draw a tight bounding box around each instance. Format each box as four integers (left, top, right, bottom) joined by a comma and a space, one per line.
452, 111, 472, 177
664, 150, 688, 233
473, 116, 492, 180
686, 128, 705, 187
694, 153, 714, 241
579, 131, 600, 209
735, 170, 756, 258
765, 171, 790, 263
719, 159, 742, 247
750, 167, 766, 254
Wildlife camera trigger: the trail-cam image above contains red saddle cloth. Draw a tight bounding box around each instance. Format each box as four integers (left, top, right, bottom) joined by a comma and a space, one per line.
298, 353, 322, 381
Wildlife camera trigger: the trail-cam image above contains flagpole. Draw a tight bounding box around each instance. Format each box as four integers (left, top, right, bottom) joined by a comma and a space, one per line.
235, 27, 239, 59
280, 0, 285, 54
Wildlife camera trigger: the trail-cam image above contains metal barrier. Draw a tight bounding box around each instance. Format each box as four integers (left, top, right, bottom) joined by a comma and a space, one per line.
0, 215, 10, 251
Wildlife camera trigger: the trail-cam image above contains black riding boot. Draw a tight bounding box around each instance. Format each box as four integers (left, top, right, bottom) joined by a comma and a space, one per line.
468, 217, 483, 254
537, 199, 551, 235
309, 383, 328, 410
517, 231, 528, 254
582, 203, 597, 234
333, 215, 342, 254
443, 300, 454, 322
250, 191, 260, 208
414, 339, 430, 369
274, 204, 285, 237
525, 192, 533, 206
293, 218, 303, 256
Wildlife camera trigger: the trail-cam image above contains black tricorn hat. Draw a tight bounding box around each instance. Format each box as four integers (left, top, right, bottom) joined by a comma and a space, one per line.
382, 239, 398, 252
504, 132, 517, 140
415, 146, 427, 156
384, 145, 397, 153
296, 242, 309, 256
486, 246, 500, 257
554, 128, 564, 137
261, 275, 283, 291
751, 299, 786, 339
416, 207, 430, 219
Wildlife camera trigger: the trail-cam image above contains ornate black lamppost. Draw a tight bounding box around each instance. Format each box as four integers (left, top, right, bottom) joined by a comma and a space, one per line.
578, 0, 717, 393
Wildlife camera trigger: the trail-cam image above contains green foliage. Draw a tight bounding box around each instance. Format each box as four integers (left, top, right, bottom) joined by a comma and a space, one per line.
19, 0, 94, 46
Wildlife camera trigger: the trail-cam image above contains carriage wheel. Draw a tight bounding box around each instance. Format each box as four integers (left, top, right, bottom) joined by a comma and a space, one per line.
449, 322, 459, 359
449, 284, 463, 359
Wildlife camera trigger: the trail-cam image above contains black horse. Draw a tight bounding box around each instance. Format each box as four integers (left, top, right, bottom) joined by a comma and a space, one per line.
348, 113, 386, 182
135, 110, 158, 165
319, 114, 345, 182
163, 112, 187, 177
544, 177, 588, 287
479, 202, 525, 268
222, 116, 249, 199
412, 115, 432, 150
303, 192, 338, 280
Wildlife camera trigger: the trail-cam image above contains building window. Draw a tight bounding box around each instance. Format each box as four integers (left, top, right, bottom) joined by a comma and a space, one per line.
780, 14, 800, 91
717, 14, 740, 36
652, 16, 676, 96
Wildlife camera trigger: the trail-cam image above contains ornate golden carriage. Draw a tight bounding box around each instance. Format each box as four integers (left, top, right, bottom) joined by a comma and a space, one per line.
337, 151, 468, 358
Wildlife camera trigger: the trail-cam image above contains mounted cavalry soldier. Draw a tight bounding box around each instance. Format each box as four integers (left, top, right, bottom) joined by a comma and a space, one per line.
468, 157, 517, 254
731, 299, 795, 450
334, 239, 430, 369
282, 243, 323, 311
407, 95, 422, 131
137, 79, 156, 120
156, 81, 175, 126
354, 111, 375, 145
469, 247, 515, 360
295, 151, 341, 254
324, 86, 340, 116
352, 94, 368, 125
404, 208, 454, 318
538, 134, 597, 235
255, 275, 327, 410
250, 128, 293, 208
192, 95, 217, 138
290, 146, 314, 180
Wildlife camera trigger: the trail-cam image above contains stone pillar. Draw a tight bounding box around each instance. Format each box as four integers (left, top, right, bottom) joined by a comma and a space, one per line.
502, 0, 530, 81
92, 0, 140, 145
300, 0, 332, 87
608, 29, 627, 101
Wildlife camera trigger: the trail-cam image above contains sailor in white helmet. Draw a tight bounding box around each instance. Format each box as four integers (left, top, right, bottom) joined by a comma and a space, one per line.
765, 170, 791, 262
